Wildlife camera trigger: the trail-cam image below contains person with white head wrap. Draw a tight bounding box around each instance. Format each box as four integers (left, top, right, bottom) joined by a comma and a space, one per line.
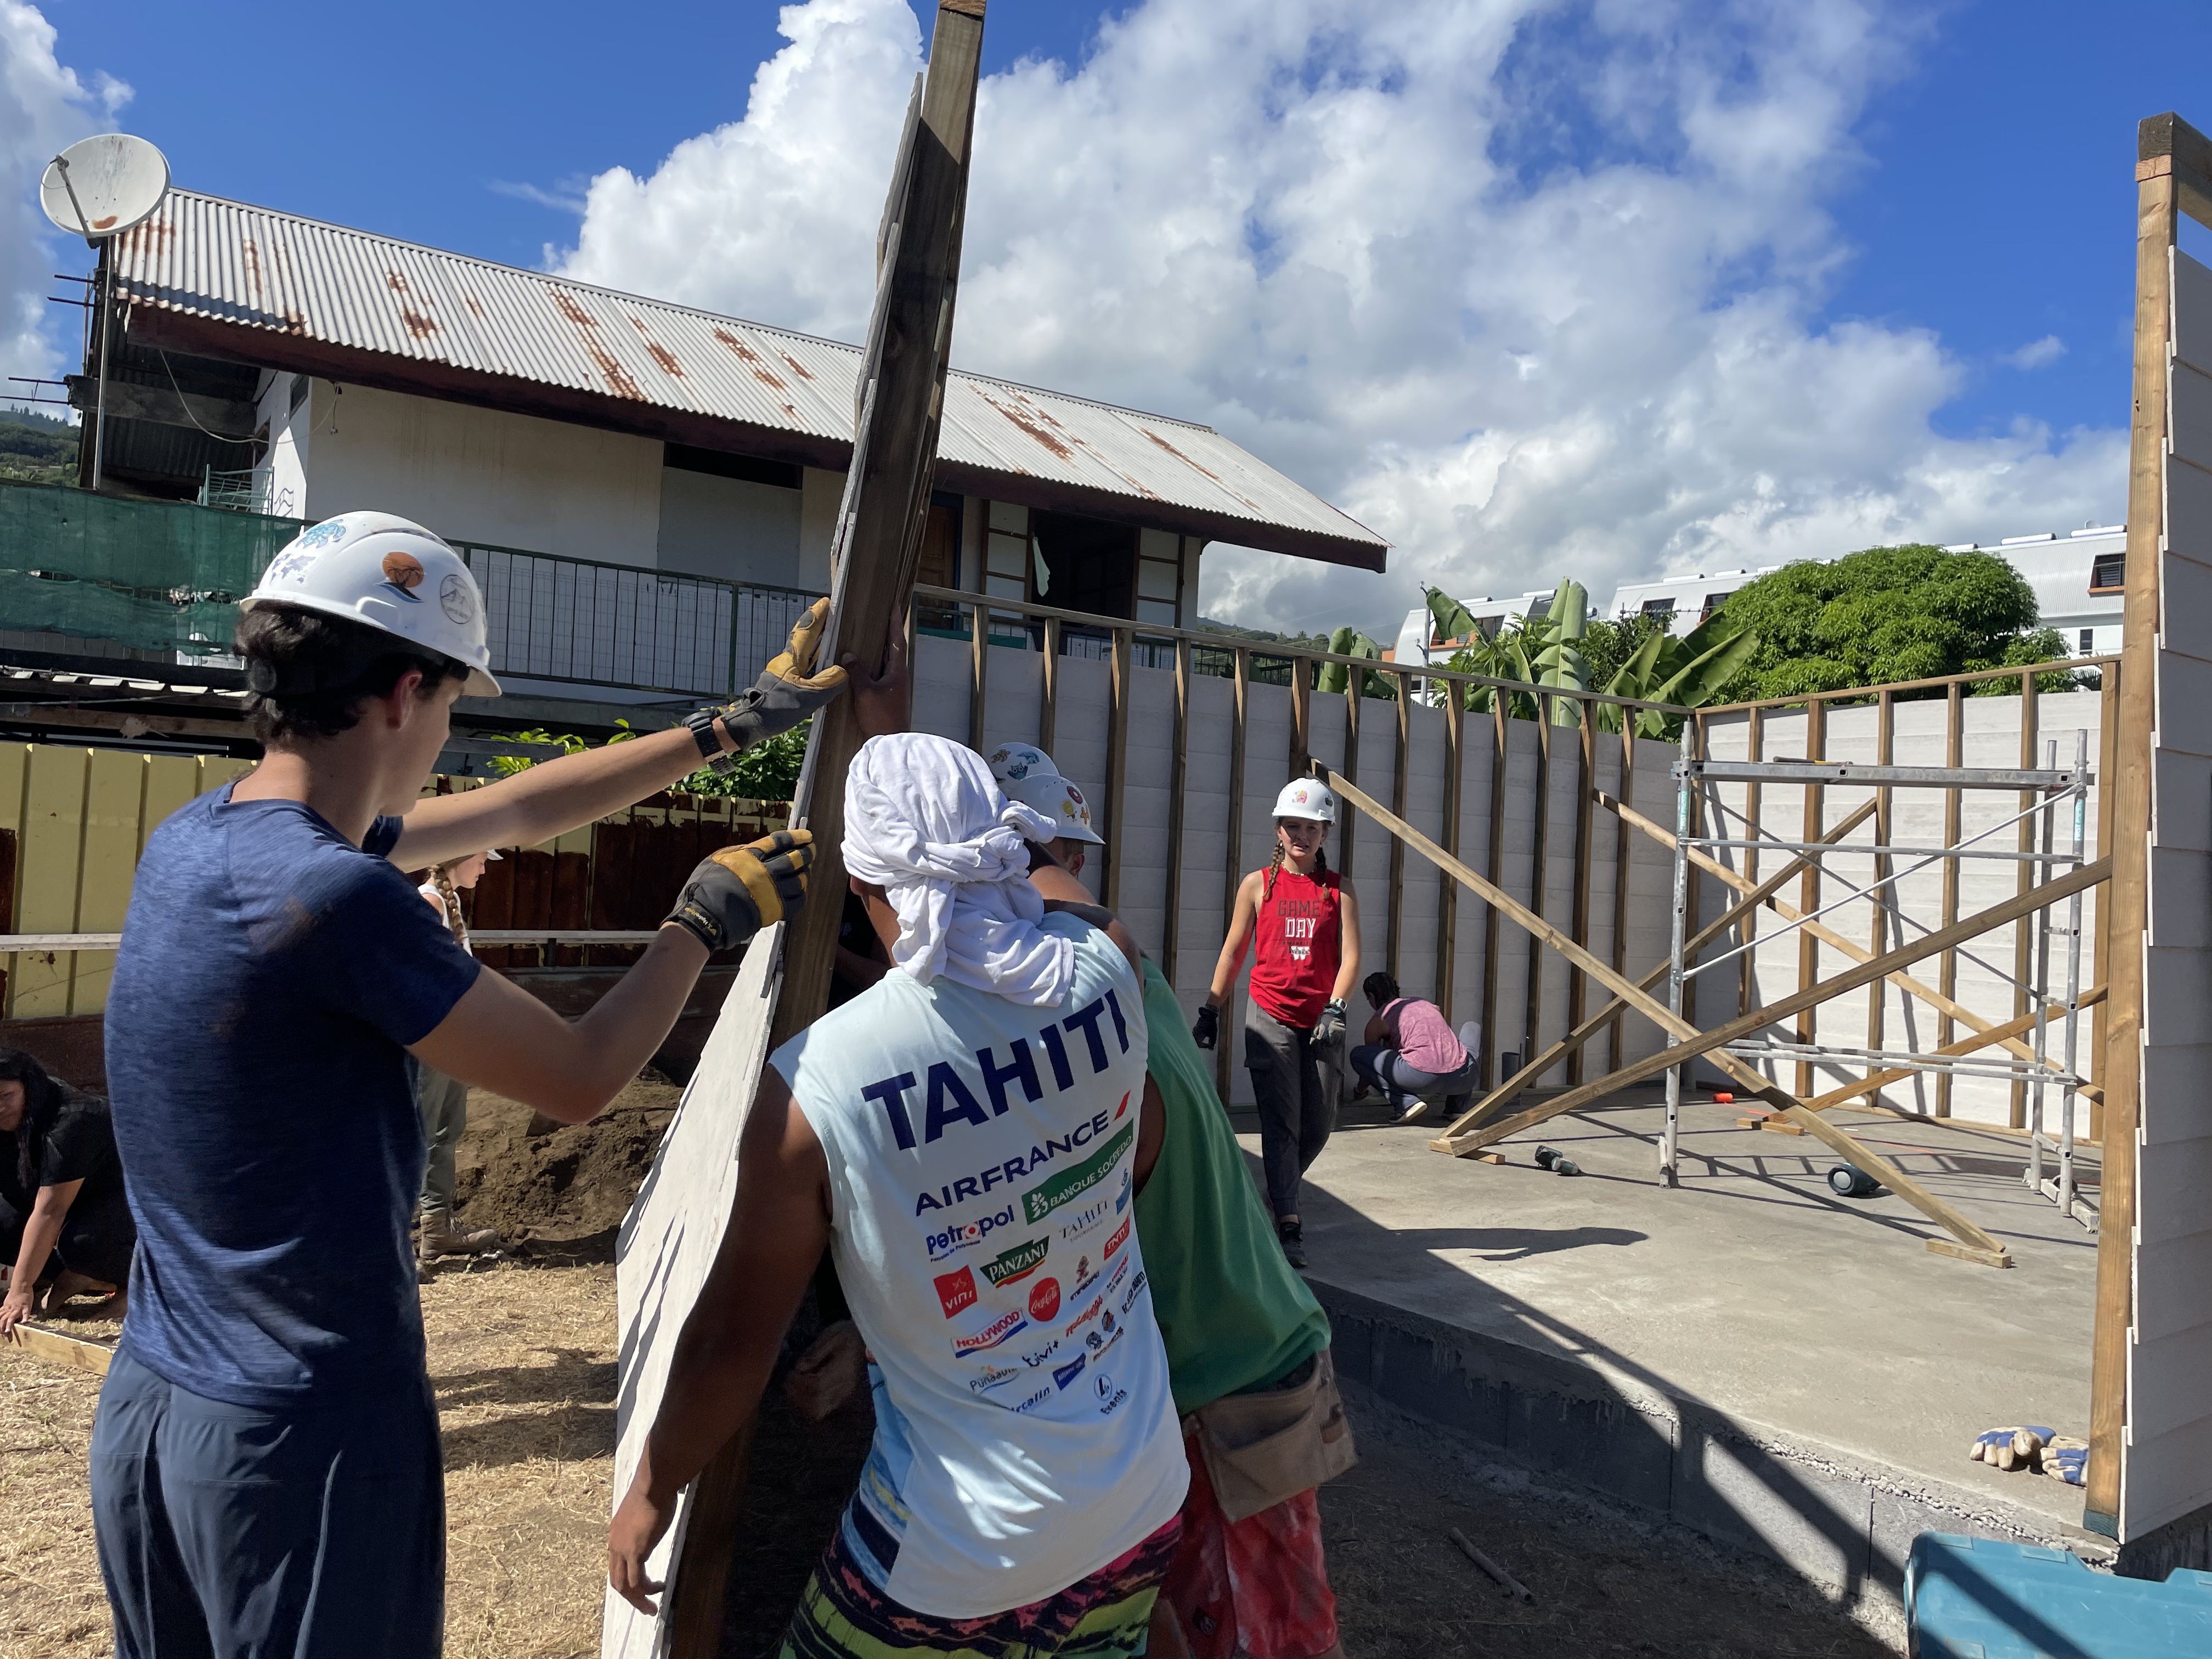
842, 733, 1075, 1007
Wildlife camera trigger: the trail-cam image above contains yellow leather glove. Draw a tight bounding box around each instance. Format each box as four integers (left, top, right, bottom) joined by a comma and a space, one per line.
665, 828, 814, 952
715, 599, 849, 760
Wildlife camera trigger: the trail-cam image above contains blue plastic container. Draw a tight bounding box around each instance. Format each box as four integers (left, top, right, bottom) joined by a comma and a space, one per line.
1906, 1532, 2212, 1658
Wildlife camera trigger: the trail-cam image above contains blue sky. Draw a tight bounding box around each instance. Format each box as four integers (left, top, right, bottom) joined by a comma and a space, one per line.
11, 0, 2212, 631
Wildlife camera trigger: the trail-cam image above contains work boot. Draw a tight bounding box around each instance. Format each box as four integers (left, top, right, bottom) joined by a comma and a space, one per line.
1277, 1217, 1308, 1269
419, 1206, 501, 1259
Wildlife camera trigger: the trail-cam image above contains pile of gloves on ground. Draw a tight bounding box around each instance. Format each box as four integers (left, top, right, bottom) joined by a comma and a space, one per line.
1970, 1426, 2087, 1486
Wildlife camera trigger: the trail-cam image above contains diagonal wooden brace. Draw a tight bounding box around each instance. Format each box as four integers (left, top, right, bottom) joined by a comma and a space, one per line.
1802, 984, 2107, 1113
1436, 797, 1878, 1141
1317, 765, 2107, 1267
1601, 791, 2105, 1107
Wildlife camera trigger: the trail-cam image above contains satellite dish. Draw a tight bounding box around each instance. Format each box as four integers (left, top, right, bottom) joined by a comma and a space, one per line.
40, 133, 170, 240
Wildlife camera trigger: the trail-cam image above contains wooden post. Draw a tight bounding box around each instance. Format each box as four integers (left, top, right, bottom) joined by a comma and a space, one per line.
1290, 659, 1312, 781
1481, 697, 1508, 1088
2084, 113, 2194, 1538
1164, 636, 1190, 986
1523, 707, 1551, 1081
1037, 613, 1062, 754
1219, 647, 1250, 1100
1387, 671, 1412, 981
2091, 662, 2119, 1142
1566, 703, 1596, 1085
1609, 722, 1634, 1069
2010, 669, 2041, 1128
1740, 708, 1764, 1018
1865, 691, 1894, 1099
669, 8, 987, 1650
1934, 681, 1965, 1116
968, 597, 989, 752
1102, 625, 1133, 911
1795, 699, 1827, 1098
1339, 671, 1361, 881
1438, 688, 1463, 1023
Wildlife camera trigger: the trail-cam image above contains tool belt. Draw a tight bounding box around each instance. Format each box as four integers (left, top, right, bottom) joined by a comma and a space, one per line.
1186, 1347, 1357, 1523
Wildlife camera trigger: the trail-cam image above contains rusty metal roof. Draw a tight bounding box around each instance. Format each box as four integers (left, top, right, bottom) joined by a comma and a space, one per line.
110, 191, 1387, 568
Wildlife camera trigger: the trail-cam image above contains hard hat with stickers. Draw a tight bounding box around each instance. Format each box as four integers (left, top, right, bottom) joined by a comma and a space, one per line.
1271, 779, 1337, 825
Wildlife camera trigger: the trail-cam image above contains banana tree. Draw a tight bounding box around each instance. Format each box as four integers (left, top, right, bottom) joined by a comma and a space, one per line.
1595, 609, 1761, 738
1313, 625, 1397, 699
1429, 582, 1590, 726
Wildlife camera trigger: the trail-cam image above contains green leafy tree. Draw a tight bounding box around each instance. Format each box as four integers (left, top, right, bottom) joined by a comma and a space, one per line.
484, 715, 806, 800
1708, 545, 2076, 701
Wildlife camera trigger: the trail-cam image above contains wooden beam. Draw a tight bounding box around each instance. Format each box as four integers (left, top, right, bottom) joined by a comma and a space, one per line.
671, 8, 987, 1651
1523, 712, 1552, 1082
1037, 614, 1061, 755
1480, 698, 1508, 1088
1936, 683, 1964, 1116
1387, 672, 1411, 981
1164, 636, 1189, 986
1219, 647, 1249, 1100
1600, 789, 2104, 1105
1339, 673, 1361, 881
2091, 666, 2119, 1143
968, 597, 989, 752
1435, 797, 1878, 1142
2010, 670, 2041, 1128
1325, 766, 2066, 1261
1796, 701, 1826, 1098
1566, 704, 1596, 1085
1438, 689, 1463, 1024
1865, 692, 1894, 1101
2085, 122, 2177, 1537
1740, 708, 1763, 1019
4, 1322, 113, 1375
1290, 658, 1312, 778
1806, 985, 2108, 1114
1102, 626, 1133, 912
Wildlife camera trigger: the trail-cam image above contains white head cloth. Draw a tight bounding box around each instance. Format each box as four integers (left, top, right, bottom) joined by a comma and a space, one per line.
841, 733, 1075, 1007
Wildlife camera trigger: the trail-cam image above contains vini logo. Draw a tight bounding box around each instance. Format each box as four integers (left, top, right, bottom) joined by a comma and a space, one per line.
934, 1266, 977, 1319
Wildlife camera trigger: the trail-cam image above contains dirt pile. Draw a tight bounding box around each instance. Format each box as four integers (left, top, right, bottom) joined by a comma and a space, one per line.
451, 1076, 681, 1260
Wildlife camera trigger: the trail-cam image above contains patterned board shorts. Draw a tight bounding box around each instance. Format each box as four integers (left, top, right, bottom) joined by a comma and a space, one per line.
1161, 1429, 1341, 1659
776, 1510, 1182, 1659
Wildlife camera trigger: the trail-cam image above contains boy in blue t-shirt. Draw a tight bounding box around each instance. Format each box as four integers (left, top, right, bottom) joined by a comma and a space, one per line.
90, 512, 862, 1658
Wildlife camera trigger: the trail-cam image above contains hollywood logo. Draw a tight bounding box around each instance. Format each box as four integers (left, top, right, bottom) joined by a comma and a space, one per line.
966, 1363, 1022, 1395
1103, 1217, 1131, 1262
925, 1205, 1017, 1262
934, 1266, 977, 1319
1053, 1354, 1087, 1390
980, 1237, 1049, 1289
1029, 1277, 1062, 1322
952, 1308, 1029, 1357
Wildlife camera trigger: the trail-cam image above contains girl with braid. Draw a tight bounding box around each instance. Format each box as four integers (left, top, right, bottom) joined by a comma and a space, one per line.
1193, 780, 1361, 1268
410, 849, 501, 1266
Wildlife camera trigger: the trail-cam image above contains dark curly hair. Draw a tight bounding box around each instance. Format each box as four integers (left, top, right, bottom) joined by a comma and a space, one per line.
0, 1048, 67, 1195
235, 606, 467, 744
1362, 971, 1400, 1008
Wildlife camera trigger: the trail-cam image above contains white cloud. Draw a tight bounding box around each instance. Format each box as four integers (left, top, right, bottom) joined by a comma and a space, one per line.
556, 0, 2127, 637
0, 2, 127, 407
2002, 334, 2066, 371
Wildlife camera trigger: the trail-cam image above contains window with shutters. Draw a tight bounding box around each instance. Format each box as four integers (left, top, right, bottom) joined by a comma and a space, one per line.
2089, 551, 2125, 594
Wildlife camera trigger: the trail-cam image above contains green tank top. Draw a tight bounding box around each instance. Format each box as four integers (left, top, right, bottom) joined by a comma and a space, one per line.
1132, 958, 1330, 1414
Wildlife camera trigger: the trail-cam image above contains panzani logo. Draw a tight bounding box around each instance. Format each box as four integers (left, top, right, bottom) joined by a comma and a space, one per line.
980, 1237, 1048, 1289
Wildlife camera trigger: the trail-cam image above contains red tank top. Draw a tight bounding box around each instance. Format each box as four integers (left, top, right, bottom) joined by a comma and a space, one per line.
1250, 864, 1342, 1029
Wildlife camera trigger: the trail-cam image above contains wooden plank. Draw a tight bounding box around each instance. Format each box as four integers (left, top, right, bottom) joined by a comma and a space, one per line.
1387, 671, 1410, 980
1037, 614, 1061, 755
2010, 671, 2041, 1128
1339, 672, 1361, 882
70, 749, 141, 1015
1806, 985, 2109, 1114
1740, 709, 1763, 1019
1433, 797, 1878, 1142
4, 1322, 112, 1375
1865, 692, 1894, 1098
1796, 701, 1826, 1098
13, 746, 86, 1019
1609, 725, 1633, 1069
1290, 658, 1312, 778
1600, 789, 2106, 1103
2087, 151, 2181, 1536
1480, 698, 1508, 1088
1936, 683, 1964, 1116
1438, 690, 1463, 1025
603, 930, 783, 1659
2091, 666, 2119, 1143
661, 8, 988, 1650
1164, 636, 1190, 986
1102, 627, 1133, 911
1220, 647, 1249, 1101
1522, 712, 1551, 1082
1566, 706, 1596, 1085
1324, 767, 2050, 1259
968, 596, 989, 752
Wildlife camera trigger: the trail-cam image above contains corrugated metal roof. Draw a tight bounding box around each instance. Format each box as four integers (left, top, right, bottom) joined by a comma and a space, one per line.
111, 191, 1386, 565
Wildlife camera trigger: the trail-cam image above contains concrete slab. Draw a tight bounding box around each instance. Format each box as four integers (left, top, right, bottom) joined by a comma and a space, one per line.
1234, 1087, 2112, 1613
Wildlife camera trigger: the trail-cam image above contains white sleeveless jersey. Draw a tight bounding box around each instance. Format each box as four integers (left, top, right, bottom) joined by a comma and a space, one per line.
771, 915, 1186, 1617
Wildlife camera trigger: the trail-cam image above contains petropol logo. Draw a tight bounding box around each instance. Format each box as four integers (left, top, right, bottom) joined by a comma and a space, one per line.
951, 1308, 1029, 1357
926, 1206, 1018, 1262
980, 1236, 1049, 1288
967, 1363, 1022, 1395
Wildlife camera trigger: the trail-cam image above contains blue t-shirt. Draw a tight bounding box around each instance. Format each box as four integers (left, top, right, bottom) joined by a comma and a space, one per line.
104, 787, 481, 1406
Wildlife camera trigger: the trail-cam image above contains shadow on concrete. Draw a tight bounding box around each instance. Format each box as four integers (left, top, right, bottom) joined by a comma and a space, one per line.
1380, 1224, 1646, 1263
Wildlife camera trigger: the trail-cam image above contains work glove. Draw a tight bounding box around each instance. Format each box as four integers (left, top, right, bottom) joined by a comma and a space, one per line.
1192, 1004, 1220, 1051
712, 599, 849, 761
1313, 1000, 1347, 1047
2041, 1436, 2088, 1486
665, 828, 814, 953
1968, 1425, 2055, 1473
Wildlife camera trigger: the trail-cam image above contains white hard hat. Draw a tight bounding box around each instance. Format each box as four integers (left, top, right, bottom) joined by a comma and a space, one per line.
1272, 778, 1337, 824
1004, 772, 1105, 845
987, 742, 1060, 786
244, 512, 500, 697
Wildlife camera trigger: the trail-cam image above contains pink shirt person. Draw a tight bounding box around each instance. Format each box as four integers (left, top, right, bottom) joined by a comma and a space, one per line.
1376, 997, 1468, 1075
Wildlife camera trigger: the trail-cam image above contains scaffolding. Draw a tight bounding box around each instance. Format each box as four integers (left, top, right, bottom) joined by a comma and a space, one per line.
1658, 735, 2096, 1230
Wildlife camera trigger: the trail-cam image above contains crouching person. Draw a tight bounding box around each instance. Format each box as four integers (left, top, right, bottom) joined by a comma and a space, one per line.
610, 733, 1187, 1658
1130, 954, 1355, 1659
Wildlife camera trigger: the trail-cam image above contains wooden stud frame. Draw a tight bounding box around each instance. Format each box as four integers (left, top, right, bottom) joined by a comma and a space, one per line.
1218, 646, 1250, 1101
1102, 626, 1133, 912
1164, 636, 1190, 986
1934, 682, 1965, 1116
